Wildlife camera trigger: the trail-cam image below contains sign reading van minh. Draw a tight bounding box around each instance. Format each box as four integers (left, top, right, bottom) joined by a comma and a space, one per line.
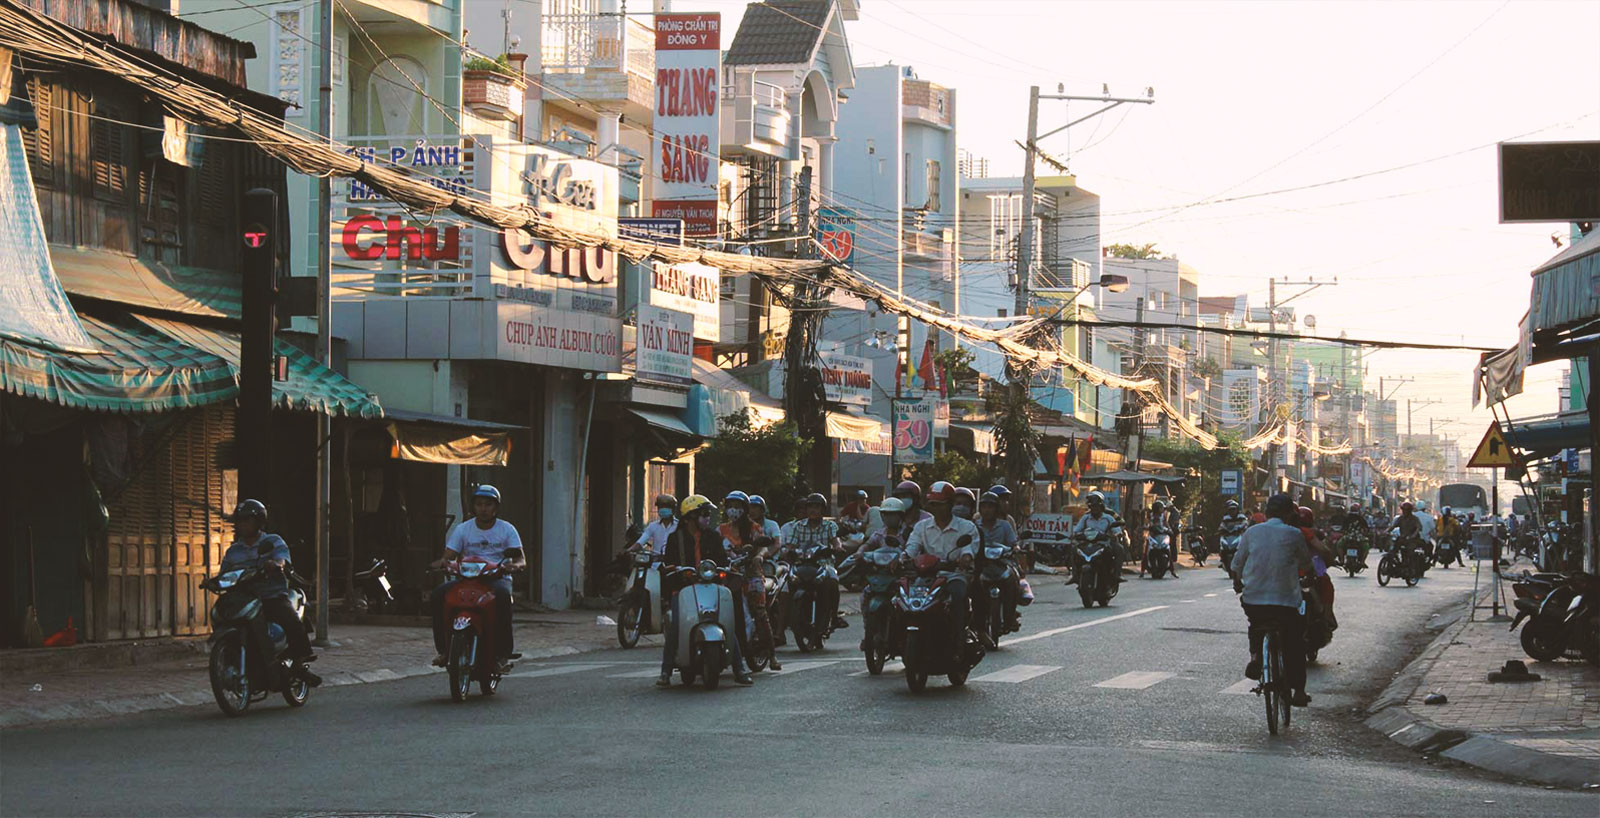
653, 13, 721, 236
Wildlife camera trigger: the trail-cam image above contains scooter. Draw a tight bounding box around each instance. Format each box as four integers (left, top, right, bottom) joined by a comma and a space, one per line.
1340, 529, 1370, 577
441, 558, 516, 701
858, 541, 906, 675
353, 557, 395, 613
973, 537, 1020, 649
200, 565, 316, 717
788, 543, 840, 652
1146, 530, 1175, 579
1217, 531, 1243, 578
895, 554, 985, 692
1186, 528, 1209, 566
1510, 571, 1599, 664
1075, 531, 1121, 608
670, 560, 740, 689
617, 550, 664, 648
1434, 536, 1463, 568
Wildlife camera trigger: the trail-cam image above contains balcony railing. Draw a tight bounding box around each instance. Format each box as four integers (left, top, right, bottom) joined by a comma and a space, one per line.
542, 13, 654, 78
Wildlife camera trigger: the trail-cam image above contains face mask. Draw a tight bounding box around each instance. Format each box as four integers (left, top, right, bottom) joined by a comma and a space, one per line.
657, 507, 674, 521
727, 508, 744, 519
953, 505, 973, 519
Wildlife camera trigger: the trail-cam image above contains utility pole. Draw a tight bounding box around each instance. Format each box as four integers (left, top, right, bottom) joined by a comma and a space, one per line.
1264, 277, 1334, 495
313, 0, 333, 646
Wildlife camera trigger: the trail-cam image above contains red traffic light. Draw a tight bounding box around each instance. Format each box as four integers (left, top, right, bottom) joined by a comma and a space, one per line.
243, 222, 269, 249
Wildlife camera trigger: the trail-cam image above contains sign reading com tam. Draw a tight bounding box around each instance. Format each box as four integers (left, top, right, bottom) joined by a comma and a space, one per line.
653, 13, 721, 236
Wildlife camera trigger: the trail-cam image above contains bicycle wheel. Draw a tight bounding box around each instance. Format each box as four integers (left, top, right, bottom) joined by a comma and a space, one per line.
1270, 637, 1290, 732
1262, 632, 1279, 736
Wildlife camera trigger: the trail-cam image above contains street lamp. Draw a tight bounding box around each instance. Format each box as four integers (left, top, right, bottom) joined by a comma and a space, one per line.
1031, 273, 1131, 310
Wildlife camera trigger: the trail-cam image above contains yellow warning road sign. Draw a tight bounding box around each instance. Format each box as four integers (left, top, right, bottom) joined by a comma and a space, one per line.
1467, 423, 1517, 468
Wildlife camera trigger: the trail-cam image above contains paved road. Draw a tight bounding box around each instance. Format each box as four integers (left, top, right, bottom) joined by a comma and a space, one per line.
4, 559, 1594, 817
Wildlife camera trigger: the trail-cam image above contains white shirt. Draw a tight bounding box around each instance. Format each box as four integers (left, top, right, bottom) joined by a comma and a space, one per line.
754, 518, 782, 545
903, 515, 980, 561
635, 518, 677, 556
1416, 513, 1436, 540
446, 518, 523, 562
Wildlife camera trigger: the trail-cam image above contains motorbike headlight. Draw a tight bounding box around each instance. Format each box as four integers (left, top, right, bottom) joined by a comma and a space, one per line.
214, 569, 244, 589
984, 547, 1007, 559
701, 569, 718, 582
459, 562, 484, 578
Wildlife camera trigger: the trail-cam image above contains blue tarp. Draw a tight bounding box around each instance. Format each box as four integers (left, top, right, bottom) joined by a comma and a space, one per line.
0, 124, 96, 354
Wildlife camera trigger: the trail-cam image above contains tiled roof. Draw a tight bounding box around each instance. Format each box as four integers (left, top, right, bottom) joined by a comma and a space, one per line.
724, 1, 831, 66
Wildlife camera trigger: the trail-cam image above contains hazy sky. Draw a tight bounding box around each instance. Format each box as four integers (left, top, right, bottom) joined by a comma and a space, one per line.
697, 0, 1600, 467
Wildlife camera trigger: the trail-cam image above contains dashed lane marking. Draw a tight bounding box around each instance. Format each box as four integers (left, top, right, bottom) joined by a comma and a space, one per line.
1203, 593, 1219, 598
1094, 671, 1177, 690
767, 660, 842, 675
1219, 678, 1258, 695
849, 661, 904, 677
970, 664, 1061, 684
607, 668, 669, 679
997, 605, 1169, 647
508, 663, 615, 679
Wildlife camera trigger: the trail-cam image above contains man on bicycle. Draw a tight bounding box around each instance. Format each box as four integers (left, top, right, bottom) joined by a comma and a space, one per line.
1231, 493, 1313, 708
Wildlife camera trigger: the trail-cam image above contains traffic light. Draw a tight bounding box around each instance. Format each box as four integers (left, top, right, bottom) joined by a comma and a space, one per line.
238, 188, 279, 502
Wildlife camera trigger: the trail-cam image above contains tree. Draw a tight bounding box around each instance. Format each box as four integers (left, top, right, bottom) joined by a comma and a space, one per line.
1142, 433, 1253, 535
934, 346, 977, 395
907, 449, 998, 491
1105, 242, 1168, 260
695, 410, 811, 513
988, 382, 1042, 517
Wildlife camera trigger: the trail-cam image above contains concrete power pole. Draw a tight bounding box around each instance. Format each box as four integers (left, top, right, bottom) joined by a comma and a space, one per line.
313, 0, 333, 645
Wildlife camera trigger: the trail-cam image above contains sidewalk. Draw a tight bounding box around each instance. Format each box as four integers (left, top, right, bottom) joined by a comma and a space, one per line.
1367, 572, 1600, 788
0, 609, 631, 729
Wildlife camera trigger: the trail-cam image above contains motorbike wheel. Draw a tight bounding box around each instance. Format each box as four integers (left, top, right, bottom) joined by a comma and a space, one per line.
700, 644, 723, 691
948, 666, 969, 687
617, 601, 642, 649
1306, 647, 1319, 665
281, 670, 310, 707
447, 632, 474, 703
990, 607, 1004, 650
904, 641, 928, 692
481, 673, 500, 696
794, 627, 816, 653
1079, 584, 1095, 609
1520, 620, 1566, 662
208, 637, 250, 717
865, 641, 887, 675
1404, 569, 1420, 588
1376, 557, 1393, 587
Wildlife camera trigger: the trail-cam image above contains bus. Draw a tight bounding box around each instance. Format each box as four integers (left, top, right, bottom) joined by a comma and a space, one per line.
1437, 483, 1489, 519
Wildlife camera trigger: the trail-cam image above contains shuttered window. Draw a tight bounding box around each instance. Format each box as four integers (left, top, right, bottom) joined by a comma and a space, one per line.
90, 107, 129, 201
20, 77, 52, 185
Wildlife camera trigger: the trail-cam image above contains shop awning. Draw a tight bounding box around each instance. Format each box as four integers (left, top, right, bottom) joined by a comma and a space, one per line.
132, 317, 383, 418
1, 313, 237, 412
1530, 229, 1600, 337
950, 421, 997, 455
1088, 470, 1189, 483
1503, 412, 1590, 460
385, 410, 522, 466
51, 246, 242, 319
630, 407, 700, 439
826, 411, 885, 444
690, 358, 786, 431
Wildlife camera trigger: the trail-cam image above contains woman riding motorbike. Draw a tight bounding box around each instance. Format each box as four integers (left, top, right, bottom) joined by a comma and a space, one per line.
720, 491, 781, 672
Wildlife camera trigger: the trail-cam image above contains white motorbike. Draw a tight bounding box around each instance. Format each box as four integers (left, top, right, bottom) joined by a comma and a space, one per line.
671, 560, 740, 690
617, 550, 665, 648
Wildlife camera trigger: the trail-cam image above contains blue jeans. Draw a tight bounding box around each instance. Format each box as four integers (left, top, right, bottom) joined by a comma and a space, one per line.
660, 591, 744, 677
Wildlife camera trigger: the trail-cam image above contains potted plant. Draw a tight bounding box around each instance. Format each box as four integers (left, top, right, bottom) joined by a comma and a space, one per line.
462, 55, 527, 122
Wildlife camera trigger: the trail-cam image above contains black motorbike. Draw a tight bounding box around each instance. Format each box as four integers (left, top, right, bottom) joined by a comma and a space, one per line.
200, 566, 316, 717
858, 541, 906, 675
1186, 528, 1209, 566
1433, 535, 1464, 568
1146, 529, 1175, 579
1377, 534, 1427, 588
787, 543, 840, 652
1338, 529, 1371, 577
353, 557, 395, 613
1510, 571, 1599, 664
972, 538, 1021, 649
895, 555, 985, 692
1217, 530, 1244, 579
1302, 577, 1333, 664
1075, 531, 1121, 608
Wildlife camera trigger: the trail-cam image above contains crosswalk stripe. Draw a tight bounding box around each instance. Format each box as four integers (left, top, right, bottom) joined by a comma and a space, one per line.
998, 605, 1168, 647
1094, 671, 1176, 690
509, 663, 613, 679
1219, 678, 1258, 695
768, 660, 840, 675
608, 668, 669, 679
849, 661, 904, 677
1203, 593, 1219, 598
970, 664, 1060, 684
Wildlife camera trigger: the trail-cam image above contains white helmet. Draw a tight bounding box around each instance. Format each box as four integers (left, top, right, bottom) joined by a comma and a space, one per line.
880, 497, 908, 515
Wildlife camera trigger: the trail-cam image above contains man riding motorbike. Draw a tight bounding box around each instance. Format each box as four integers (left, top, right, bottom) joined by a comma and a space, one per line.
1232, 493, 1314, 708
1438, 507, 1467, 566
720, 491, 781, 672
977, 491, 1024, 632
901, 481, 979, 660
1218, 500, 1249, 539
626, 493, 678, 601
1295, 506, 1338, 630
987, 485, 1019, 529
658, 495, 752, 687
221, 500, 321, 688
892, 480, 934, 525
779, 493, 847, 632
1067, 491, 1126, 585
1141, 500, 1178, 578
431, 485, 524, 671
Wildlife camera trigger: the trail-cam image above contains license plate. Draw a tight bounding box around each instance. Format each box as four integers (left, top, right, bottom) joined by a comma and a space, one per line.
378, 575, 392, 592
453, 615, 473, 630
1347, 549, 1359, 558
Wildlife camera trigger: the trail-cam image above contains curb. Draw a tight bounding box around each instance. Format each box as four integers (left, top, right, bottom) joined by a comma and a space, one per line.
1364, 605, 1599, 789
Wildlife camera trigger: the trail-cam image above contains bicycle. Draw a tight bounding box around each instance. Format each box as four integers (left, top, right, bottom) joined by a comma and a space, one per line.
1255, 624, 1292, 736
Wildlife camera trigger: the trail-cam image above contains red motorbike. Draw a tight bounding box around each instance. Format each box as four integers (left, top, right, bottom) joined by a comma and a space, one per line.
441, 558, 515, 701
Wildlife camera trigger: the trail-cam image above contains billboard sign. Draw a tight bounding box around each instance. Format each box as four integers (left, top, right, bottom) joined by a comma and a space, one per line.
894, 397, 935, 464
819, 351, 873, 406
817, 206, 856, 264
649, 261, 720, 341
653, 13, 722, 236
1498, 141, 1600, 223
636, 305, 695, 385
1219, 469, 1242, 496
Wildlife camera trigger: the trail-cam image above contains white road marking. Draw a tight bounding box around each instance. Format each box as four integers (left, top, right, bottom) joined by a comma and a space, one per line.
767, 660, 841, 675
1180, 599, 1197, 603
970, 664, 1061, 684
509, 663, 614, 679
1219, 678, 1258, 695
1203, 593, 1219, 598
998, 605, 1169, 647
608, 668, 669, 679
849, 661, 904, 677
1094, 671, 1176, 690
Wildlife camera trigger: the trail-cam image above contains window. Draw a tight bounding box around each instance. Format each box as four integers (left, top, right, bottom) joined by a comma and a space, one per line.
925, 160, 941, 212
366, 56, 428, 136
90, 106, 130, 201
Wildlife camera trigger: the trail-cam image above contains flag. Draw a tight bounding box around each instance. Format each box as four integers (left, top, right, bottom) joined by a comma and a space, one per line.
917, 340, 944, 396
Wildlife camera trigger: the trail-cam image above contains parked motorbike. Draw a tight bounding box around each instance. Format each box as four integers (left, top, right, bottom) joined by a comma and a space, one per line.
1218, 531, 1243, 578
617, 550, 664, 648
353, 557, 395, 613
895, 555, 985, 692
440, 558, 516, 701
200, 566, 315, 717
858, 541, 906, 675
669, 560, 741, 689
1075, 531, 1121, 608
973, 537, 1020, 649
1146, 530, 1175, 579
1510, 571, 1599, 664
1340, 529, 1370, 577
1377, 534, 1426, 588
787, 543, 840, 652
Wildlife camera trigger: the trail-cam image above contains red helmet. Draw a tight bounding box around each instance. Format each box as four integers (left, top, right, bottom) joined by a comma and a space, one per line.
1296, 506, 1315, 527
926, 481, 956, 504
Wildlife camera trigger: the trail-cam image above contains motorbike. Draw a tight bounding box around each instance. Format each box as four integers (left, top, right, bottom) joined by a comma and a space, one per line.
858, 542, 906, 675
353, 557, 395, 613
1510, 571, 1599, 664
764, 558, 793, 645
1434, 536, 1463, 568
1301, 576, 1333, 664
669, 559, 741, 689
440, 558, 516, 701
1186, 528, 1209, 566
1217, 530, 1244, 578
1075, 531, 1121, 608
787, 543, 840, 652
617, 550, 664, 648
1340, 529, 1371, 577
1146, 530, 1175, 579
1377, 533, 1426, 588
200, 565, 316, 717
895, 554, 986, 692
973, 537, 1021, 650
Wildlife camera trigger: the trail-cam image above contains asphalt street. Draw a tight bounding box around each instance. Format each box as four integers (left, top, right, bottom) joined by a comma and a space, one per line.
3, 558, 1595, 818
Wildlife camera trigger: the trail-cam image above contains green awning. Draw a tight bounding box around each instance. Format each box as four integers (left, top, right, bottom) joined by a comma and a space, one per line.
0, 314, 237, 412
1529, 229, 1600, 337
134, 316, 383, 418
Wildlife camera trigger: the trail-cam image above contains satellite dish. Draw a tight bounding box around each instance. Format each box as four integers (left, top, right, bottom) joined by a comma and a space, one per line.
1304, 315, 1317, 329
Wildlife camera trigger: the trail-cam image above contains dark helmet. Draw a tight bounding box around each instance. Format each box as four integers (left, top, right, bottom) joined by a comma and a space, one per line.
1296, 506, 1315, 528
1349, 502, 1361, 512
473, 484, 502, 504
1150, 500, 1166, 511
854, 489, 868, 500
653, 492, 679, 509
230, 499, 268, 526
803, 492, 829, 511
1401, 501, 1415, 513
953, 487, 977, 506
987, 485, 1012, 499
1264, 493, 1297, 520
980, 491, 1001, 507
925, 481, 956, 504
893, 480, 922, 501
